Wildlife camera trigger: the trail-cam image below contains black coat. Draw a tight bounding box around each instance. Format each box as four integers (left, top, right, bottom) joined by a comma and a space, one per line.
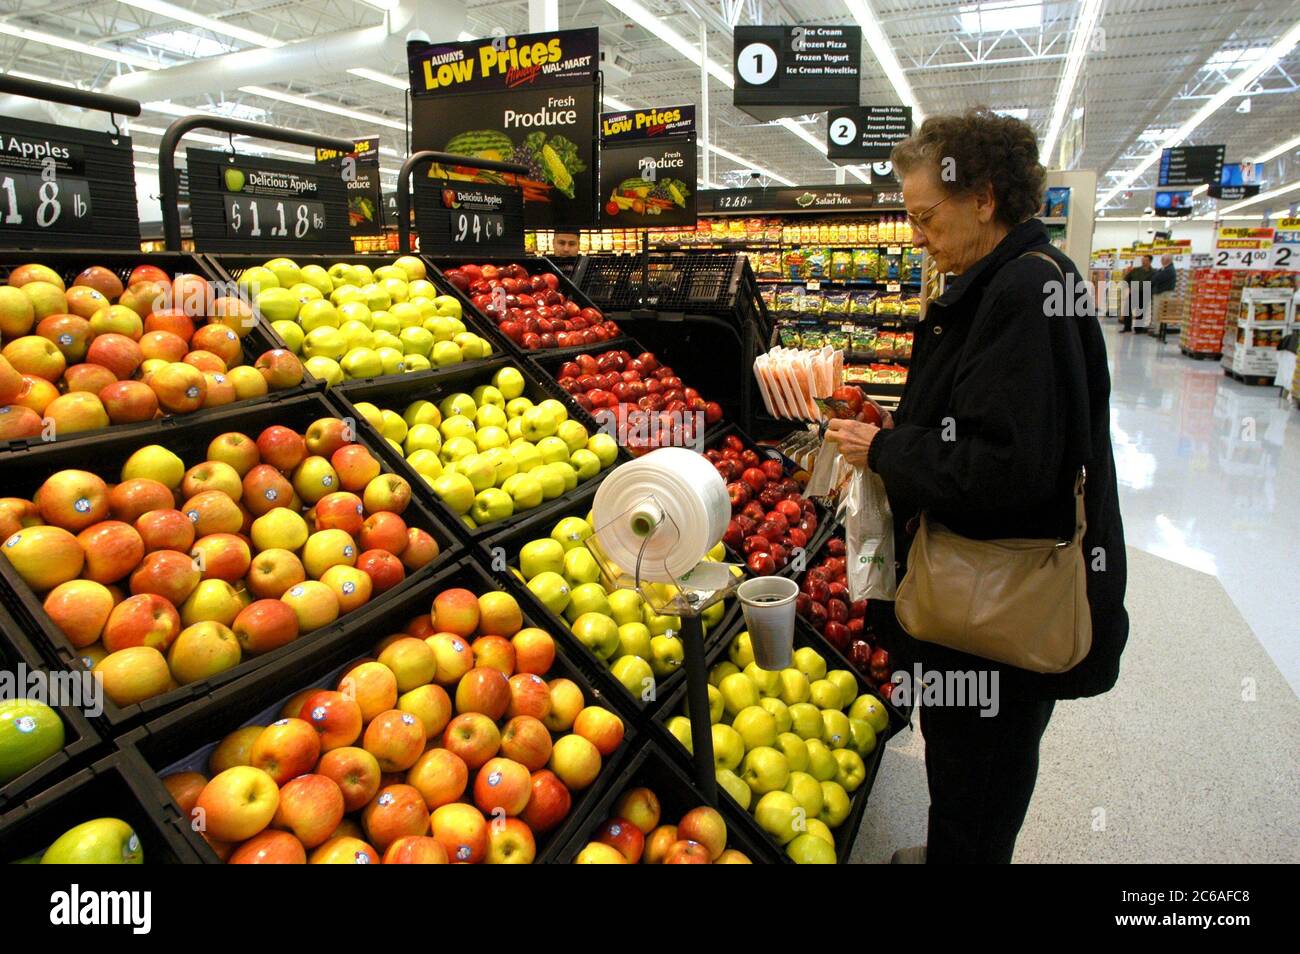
867, 219, 1128, 700
1152, 264, 1177, 295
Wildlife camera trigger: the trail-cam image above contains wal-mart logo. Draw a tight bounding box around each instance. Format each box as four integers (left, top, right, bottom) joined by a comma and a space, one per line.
49, 885, 151, 934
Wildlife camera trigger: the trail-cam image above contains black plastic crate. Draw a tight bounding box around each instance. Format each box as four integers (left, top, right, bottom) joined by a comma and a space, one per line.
0, 600, 102, 813
118, 555, 638, 864
554, 736, 779, 863
0, 250, 317, 453
331, 354, 629, 540
0, 751, 201, 863
0, 390, 461, 734
423, 255, 626, 360
651, 617, 895, 863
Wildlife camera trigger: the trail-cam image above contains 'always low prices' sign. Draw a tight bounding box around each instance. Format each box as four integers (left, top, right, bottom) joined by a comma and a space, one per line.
598, 105, 696, 228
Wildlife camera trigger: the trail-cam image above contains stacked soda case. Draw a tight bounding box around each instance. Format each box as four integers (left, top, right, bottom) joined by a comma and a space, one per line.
1183, 268, 1232, 355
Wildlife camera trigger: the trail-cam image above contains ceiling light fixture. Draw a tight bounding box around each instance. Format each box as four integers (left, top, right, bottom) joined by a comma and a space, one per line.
601, 0, 734, 86
240, 85, 408, 130
348, 67, 409, 90
115, 0, 283, 49
0, 22, 159, 69
842, 0, 924, 120
1040, 0, 1103, 162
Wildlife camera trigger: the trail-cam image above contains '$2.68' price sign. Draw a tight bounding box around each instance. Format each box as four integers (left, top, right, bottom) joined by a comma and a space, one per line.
0, 166, 92, 232
223, 195, 326, 240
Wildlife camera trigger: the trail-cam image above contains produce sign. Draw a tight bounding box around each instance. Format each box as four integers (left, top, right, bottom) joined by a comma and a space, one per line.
1213, 227, 1274, 271
599, 105, 696, 227
1158, 144, 1225, 187
413, 179, 525, 257
827, 106, 913, 162
187, 149, 351, 254
708, 185, 902, 215
316, 136, 384, 237
733, 25, 861, 120
0, 116, 140, 249
407, 29, 599, 230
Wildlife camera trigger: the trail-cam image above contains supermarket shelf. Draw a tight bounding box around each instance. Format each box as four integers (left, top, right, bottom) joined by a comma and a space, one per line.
758, 278, 923, 287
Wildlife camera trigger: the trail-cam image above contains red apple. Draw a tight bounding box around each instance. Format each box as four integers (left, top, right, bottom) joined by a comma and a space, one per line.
519, 769, 571, 833
297, 690, 363, 751
597, 817, 645, 863
317, 745, 382, 813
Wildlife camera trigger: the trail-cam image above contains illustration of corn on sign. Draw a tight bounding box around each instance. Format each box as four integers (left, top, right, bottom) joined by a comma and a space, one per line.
406, 28, 599, 229
598, 105, 697, 228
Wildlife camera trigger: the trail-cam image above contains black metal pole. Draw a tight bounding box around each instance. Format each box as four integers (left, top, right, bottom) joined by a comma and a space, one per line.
396, 150, 530, 253
0, 73, 142, 117
158, 116, 355, 251
680, 614, 718, 802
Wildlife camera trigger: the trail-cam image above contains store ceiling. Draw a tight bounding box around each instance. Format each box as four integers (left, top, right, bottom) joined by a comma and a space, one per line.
1, 0, 1297, 217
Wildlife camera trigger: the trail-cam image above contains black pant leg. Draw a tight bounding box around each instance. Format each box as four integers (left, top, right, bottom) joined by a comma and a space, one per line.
920, 696, 1055, 863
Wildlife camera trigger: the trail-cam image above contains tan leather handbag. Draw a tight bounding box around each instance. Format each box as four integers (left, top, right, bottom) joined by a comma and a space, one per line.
893, 250, 1092, 673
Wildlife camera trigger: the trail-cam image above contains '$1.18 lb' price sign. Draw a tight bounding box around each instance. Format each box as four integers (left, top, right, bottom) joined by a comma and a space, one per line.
1, 164, 92, 232
223, 194, 326, 240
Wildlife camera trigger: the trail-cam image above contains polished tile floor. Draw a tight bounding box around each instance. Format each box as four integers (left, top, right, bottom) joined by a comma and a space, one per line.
1106, 324, 1300, 695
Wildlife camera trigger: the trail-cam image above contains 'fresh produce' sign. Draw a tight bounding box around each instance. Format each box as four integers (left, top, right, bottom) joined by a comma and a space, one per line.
598, 105, 696, 228
408, 29, 599, 230
316, 136, 383, 236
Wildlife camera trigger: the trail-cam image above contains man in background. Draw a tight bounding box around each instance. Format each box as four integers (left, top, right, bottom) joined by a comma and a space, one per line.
551, 230, 581, 257
1121, 254, 1153, 333
1150, 254, 1176, 337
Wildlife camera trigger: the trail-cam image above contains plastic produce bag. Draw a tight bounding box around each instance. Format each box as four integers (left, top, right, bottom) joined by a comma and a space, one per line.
807, 433, 895, 601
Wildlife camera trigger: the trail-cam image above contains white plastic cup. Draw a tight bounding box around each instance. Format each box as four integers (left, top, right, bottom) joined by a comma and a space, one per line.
737, 576, 798, 670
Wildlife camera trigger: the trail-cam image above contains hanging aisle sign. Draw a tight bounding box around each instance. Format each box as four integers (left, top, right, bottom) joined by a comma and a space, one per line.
316, 135, 384, 236
598, 105, 696, 227
1213, 226, 1273, 270
0, 116, 140, 249
1158, 145, 1225, 187
186, 148, 352, 254
733, 25, 861, 120
407, 29, 599, 231
827, 106, 913, 162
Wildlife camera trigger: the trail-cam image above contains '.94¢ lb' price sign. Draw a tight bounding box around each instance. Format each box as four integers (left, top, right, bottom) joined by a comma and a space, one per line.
450, 209, 506, 244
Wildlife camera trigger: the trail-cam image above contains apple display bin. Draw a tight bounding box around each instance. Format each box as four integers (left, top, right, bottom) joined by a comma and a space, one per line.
0, 751, 202, 863
330, 353, 631, 541
651, 618, 896, 864
0, 389, 461, 736
117, 556, 638, 864
0, 249, 320, 455
422, 254, 630, 363
553, 737, 780, 864
0, 599, 102, 813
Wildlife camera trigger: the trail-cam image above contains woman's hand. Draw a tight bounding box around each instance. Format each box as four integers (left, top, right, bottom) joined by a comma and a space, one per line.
866, 399, 895, 430
826, 418, 881, 469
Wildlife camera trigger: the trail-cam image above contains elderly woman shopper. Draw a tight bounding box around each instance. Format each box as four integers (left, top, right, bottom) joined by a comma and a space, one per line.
827, 108, 1128, 864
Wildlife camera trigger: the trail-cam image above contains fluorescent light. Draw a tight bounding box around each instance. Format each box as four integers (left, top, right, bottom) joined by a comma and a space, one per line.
1041, 0, 1103, 163
1139, 126, 1179, 141
1203, 46, 1267, 72
348, 67, 408, 90
0, 22, 159, 69
352, 0, 399, 10
240, 85, 407, 130
843, 0, 923, 120
1, 68, 79, 88
117, 0, 283, 49
603, 94, 632, 111
1098, 17, 1300, 209
997, 107, 1029, 120
141, 30, 235, 59
1250, 132, 1300, 165
129, 123, 315, 162
1219, 178, 1300, 214
960, 2, 1043, 34
602, 0, 734, 87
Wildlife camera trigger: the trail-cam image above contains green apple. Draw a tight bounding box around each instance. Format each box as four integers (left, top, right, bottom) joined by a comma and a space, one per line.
519, 538, 565, 579
744, 662, 783, 698
535, 436, 570, 466
298, 299, 339, 331
775, 732, 810, 774
615, 621, 652, 661
606, 588, 643, 626
716, 768, 751, 811
804, 738, 837, 782
784, 770, 825, 818
475, 426, 509, 453
666, 715, 693, 753
759, 697, 792, 734
536, 398, 568, 423
571, 612, 620, 660
809, 679, 842, 711
643, 611, 680, 638
378, 410, 407, 444
304, 356, 343, 386
648, 635, 683, 677
237, 265, 277, 296
754, 791, 801, 845
717, 672, 759, 719
403, 399, 441, 428
454, 332, 487, 361
254, 287, 300, 323
404, 423, 442, 456
475, 404, 507, 430
733, 705, 778, 749
684, 684, 723, 724
481, 447, 517, 486
501, 472, 543, 510
545, 462, 578, 494
740, 746, 789, 796
832, 749, 866, 793
793, 647, 827, 682
438, 392, 477, 419
526, 571, 570, 616
360, 282, 390, 312
612, 655, 655, 698
41, 818, 143, 864
288, 282, 322, 305
439, 415, 476, 443
471, 385, 505, 410
778, 668, 811, 705
534, 465, 566, 502
423, 315, 455, 342
826, 670, 858, 709
303, 326, 346, 361
806, 818, 835, 848
326, 263, 352, 285
788, 702, 823, 741
562, 547, 600, 588
432, 472, 475, 515
272, 320, 305, 354
849, 694, 890, 735
389, 302, 421, 327
564, 582, 611, 623
505, 396, 534, 418
371, 311, 400, 335
339, 320, 375, 353
728, 631, 755, 669
329, 284, 362, 307
398, 326, 434, 357
440, 436, 477, 464
521, 405, 557, 441
376, 346, 406, 375
493, 366, 526, 400
550, 516, 593, 552
507, 419, 527, 444
352, 402, 383, 431
711, 724, 744, 771
709, 661, 741, 688
406, 449, 442, 480
556, 419, 589, 454
586, 432, 619, 468
821, 710, 851, 750
819, 780, 851, 828
509, 442, 542, 473
470, 487, 512, 525
848, 718, 877, 759
338, 300, 372, 326
569, 449, 601, 482
431, 294, 462, 318
430, 340, 462, 367
300, 264, 333, 295
786, 832, 836, 864
340, 347, 383, 379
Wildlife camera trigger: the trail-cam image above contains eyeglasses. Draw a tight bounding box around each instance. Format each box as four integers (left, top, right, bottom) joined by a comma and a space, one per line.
905, 194, 952, 234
